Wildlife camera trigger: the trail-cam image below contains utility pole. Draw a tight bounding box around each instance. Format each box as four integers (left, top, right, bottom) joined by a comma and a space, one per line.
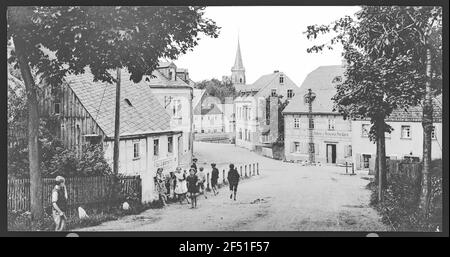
304, 88, 316, 164
113, 67, 121, 175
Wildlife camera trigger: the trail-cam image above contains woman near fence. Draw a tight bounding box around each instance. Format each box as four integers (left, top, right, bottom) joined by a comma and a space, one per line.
154, 168, 167, 207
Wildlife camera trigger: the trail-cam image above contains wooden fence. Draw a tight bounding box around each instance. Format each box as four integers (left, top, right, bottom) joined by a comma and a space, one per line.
386, 160, 422, 184
8, 176, 141, 217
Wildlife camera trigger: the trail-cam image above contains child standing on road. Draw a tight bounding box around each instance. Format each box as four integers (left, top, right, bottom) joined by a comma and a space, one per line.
227, 164, 240, 201
196, 167, 207, 199
154, 168, 167, 207
211, 163, 219, 195
168, 171, 176, 201
175, 167, 190, 204
186, 168, 199, 208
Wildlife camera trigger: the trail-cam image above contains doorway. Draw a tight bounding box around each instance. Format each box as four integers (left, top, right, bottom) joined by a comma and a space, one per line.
326, 144, 337, 163
362, 154, 371, 169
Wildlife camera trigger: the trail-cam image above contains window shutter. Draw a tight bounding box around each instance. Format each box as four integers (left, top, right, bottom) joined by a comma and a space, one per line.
315, 143, 319, 155
291, 142, 295, 153
344, 145, 348, 157
355, 154, 361, 169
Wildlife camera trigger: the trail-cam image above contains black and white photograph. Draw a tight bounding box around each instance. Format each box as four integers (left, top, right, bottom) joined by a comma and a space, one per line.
5, 3, 446, 236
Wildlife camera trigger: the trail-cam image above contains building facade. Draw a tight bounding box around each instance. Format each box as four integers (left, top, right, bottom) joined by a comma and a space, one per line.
146, 61, 194, 169
29, 68, 182, 203
234, 70, 301, 152
282, 65, 351, 164
193, 103, 225, 133
352, 102, 442, 170
283, 64, 443, 168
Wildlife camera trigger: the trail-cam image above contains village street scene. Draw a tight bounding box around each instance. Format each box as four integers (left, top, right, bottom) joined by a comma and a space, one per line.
7, 6, 443, 233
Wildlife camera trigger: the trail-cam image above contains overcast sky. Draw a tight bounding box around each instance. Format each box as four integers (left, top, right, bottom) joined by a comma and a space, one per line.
174, 6, 361, 87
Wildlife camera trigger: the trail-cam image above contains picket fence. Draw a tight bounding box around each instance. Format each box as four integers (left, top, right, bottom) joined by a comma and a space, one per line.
8, 176, 141, 217
202, 162, 260, 190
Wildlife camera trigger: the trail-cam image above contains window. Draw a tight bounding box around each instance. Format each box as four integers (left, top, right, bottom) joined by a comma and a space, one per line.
294, 142, 300, 152
239, 78, 242, 83
133, 142, 140, 159
279, 75, 284, 84
271, 89, 277, 97
168, 136, 173, 153
363, 154, 371, 169
362, 124, 370, 137
287, 89, 293, 99
309, 118, 314, 129
245, 129, 248, 141
294, 118, 300, 129
401, 125, 411, 139
345, 145, 352, 157
309, 143, 315, 154
153, 139, 159, 156
431, 126, 436, 139
54, 102, 60, 114
328, 118, 336, 130
172, 99, 181, 117
239, 129, 242, 140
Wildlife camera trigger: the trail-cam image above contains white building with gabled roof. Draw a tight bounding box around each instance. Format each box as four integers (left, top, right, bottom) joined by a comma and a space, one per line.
145, 61, 195, 169
38, 68, 183, 203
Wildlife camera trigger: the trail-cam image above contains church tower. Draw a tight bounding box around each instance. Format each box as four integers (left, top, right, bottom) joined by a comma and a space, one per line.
231, 37, 246, 85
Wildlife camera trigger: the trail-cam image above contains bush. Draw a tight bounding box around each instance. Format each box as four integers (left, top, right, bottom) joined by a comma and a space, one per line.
8, 115, 113, 179
369, 159, 442, 231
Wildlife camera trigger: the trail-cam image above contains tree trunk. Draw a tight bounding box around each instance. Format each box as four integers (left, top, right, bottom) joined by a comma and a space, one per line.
14, 35, 43, 221
377, 117, 387, 202
420, 47, 433, 215
113, 67, 121, 175
375, 141, 379, 185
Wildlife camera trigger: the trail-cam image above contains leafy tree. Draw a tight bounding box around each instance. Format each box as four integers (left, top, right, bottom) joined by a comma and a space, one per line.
305, 6, 441, 204
195, 78, 236, 102
7, 6, 219, 220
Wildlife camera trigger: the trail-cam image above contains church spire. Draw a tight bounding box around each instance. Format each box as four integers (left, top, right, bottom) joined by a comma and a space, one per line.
231, 35, 246, 85
232, 36, 244, 70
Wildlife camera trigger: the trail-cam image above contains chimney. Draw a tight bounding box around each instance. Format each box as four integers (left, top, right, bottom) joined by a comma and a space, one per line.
273, 70, 279, 73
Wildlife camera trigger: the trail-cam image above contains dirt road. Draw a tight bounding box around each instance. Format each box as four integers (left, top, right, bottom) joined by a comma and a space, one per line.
75, 142, 390, 231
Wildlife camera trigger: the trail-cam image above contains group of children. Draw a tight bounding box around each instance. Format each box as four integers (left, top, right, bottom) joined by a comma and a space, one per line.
154, 158, 241, 209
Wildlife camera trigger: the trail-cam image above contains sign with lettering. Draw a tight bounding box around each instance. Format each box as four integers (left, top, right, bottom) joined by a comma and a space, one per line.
312, 130, 350, 138
154, 157, 177, 170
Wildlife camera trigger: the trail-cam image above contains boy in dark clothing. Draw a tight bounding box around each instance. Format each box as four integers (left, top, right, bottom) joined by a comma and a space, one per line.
227, 164, 240, 201
211, 163, 219, 195
191, 158, 198, 173
186, 168, 199, 208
